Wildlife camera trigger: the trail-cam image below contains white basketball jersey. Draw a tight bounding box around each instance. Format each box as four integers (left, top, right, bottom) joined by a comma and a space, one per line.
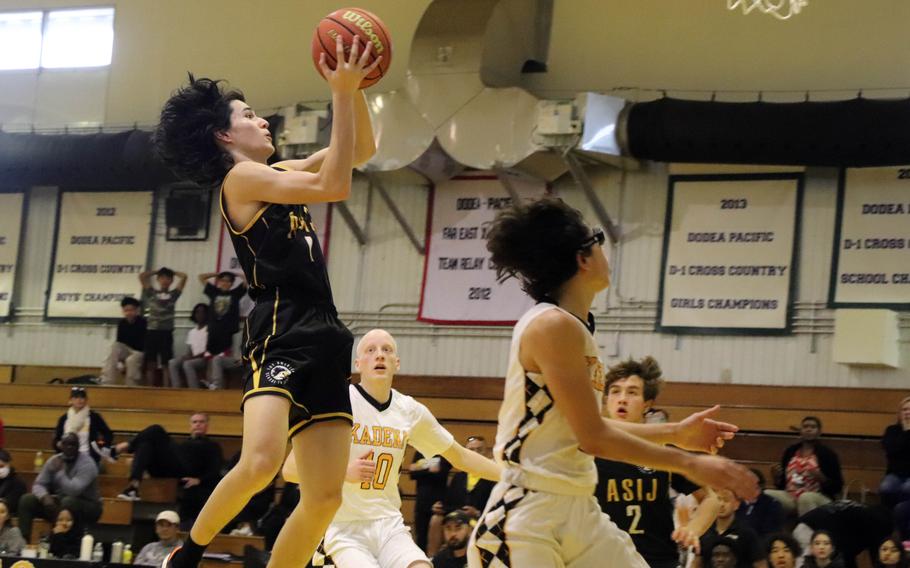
332, 384, 456, 523
494, 302, 606, 496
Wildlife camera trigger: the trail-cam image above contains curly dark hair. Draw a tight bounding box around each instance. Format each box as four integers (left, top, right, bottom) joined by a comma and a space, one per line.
486, 197, 593, 302
767, 532, 802, 562
605, 356, 664, 401
154, 74, 246, 185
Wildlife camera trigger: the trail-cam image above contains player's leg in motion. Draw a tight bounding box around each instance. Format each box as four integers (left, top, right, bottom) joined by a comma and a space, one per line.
272, 420, 350, 568
186, 396, 289, 546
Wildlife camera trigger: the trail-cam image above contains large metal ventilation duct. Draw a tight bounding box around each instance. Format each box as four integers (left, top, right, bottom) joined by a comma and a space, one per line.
365, 0, 553, 179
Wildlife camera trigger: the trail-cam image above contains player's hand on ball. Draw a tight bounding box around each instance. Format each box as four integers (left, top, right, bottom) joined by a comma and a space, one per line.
346, 449, 376, 483
319, 35, 382, 95
687, 454, 759, 502
674, 405, 738, 454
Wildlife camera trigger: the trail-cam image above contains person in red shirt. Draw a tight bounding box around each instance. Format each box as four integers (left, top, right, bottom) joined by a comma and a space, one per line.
767, 416, 844, 517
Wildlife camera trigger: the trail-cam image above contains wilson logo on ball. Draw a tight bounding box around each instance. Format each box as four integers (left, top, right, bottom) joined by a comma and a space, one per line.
341, 10, 385, 55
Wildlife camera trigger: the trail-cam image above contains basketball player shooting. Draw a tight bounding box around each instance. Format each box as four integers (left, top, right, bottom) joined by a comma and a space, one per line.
153, 35, 381, 568
283, 329, 502, 568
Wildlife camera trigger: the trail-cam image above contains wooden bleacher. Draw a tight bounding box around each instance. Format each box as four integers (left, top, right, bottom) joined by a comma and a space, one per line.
1, 367, 901, 532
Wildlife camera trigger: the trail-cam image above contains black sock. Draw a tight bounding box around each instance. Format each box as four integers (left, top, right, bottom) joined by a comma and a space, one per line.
179, 537, 207, 566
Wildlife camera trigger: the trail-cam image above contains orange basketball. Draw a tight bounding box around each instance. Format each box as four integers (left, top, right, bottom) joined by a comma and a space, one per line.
311, 7, 392, 89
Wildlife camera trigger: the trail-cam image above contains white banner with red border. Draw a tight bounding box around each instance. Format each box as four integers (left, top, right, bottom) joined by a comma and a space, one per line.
418, 174, 547, 325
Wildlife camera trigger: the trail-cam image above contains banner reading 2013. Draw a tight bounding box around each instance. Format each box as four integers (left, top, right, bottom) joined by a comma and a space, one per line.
418, 174, 546, 325
830, 166, 910, 308
657, 174, 801, 334
47, 191, 154, 319
0, 193, 25, 321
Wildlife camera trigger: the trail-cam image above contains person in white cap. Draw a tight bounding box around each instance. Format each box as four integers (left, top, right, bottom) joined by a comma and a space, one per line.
135, 510, 184, 566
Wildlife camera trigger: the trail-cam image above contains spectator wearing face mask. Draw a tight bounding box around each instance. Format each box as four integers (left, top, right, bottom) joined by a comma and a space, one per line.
0, 450, 26, 515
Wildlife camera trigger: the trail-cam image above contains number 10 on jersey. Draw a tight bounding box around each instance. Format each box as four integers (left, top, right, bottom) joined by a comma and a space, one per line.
360, 451, 394, 490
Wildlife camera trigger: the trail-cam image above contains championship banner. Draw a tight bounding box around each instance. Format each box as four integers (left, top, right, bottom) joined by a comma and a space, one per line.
0, 192, 25, 321
830, 166, 910, 308
418, 174, 546, 325
46, 191, 154, 319
657, 174, 801, 334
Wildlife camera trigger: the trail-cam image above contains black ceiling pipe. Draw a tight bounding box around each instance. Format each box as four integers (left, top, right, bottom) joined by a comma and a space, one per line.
626, 97, 910, 167
0, 130, 178, 189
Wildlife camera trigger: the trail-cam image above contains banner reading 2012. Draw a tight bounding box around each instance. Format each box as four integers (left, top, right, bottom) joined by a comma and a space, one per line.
47, 191, 154, 319
657, 174, 801, 334
418, 174, 546, 325
830, 166, 910, 308
0, 192, 25, 321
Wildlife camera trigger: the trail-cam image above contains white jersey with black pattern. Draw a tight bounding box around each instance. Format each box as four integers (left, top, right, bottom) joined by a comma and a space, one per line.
493, 302, 605, 496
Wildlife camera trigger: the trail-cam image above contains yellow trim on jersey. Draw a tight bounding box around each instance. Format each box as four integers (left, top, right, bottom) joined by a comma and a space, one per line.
288, 412, 355, 438
242, 386, 309, 410
252, 290, 281, 390
219, 174, 270, 236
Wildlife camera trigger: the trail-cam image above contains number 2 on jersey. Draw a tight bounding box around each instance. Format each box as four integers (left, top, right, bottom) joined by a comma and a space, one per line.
626, 504, 644, 534
360, 451, 394, 490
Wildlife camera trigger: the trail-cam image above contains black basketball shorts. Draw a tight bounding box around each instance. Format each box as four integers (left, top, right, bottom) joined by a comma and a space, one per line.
240, 289, 354, 438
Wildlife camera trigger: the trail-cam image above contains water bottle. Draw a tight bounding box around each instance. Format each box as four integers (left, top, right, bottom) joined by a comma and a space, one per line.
38, 536, 50, 559
33, 451, 44, 469
122, 545, 133, 564
79, 532, 94, 561
92, 542, 104, 562
110, 541, 123, 563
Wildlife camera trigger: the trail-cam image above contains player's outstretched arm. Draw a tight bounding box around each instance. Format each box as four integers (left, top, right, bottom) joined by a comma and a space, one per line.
227, 36, 380, 206
441, 443, 502, 482
272, 91, 376, 173
608, 406, 738, 454
523, 310, 759, 501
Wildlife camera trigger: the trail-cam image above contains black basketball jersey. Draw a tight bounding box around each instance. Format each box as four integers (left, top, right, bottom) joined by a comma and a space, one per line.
220, 166, 334, 305
595, 458, 699, 564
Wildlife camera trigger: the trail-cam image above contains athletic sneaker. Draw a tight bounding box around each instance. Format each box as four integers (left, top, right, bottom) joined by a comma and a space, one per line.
117, 485, 140, 501
91, 441, 118, 463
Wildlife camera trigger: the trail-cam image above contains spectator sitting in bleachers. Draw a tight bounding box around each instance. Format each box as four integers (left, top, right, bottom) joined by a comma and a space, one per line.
53, 387, 113, 466
736, 468, 784, 538
0, 450, 26, 514
198, 271, 247, 390
794, 501, 894, 568
767, 533, 801, 568
167, 303, 210, 389
880, 396, 910, 510
874, 537, 909, 568
100, 297, 146, 386
49, 507, 83, 559
696, 489, 766, 568
767, 416, 844, 517
431, 509, 474, 568
135, 510, 184, 566
18, 433, 101, 542
706, 537, 742, 568
114, 413, 222, 528
803, 529, 845, 568
140, 267, 187, 386
0, 497, 26, 555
